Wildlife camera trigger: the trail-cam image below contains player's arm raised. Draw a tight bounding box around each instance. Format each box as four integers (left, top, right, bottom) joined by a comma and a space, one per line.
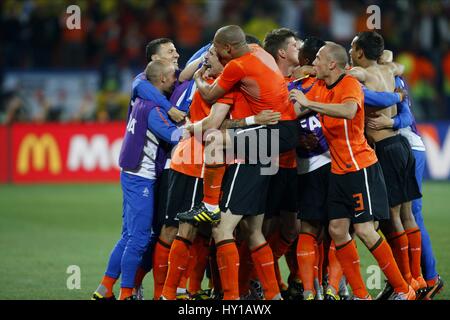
289, 89, 357, 120
193, 65, 227, 104
179, 55, 204, 82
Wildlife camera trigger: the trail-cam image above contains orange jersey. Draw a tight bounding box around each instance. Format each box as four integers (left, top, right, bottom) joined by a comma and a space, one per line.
216, 44, 296, 121
229, 91, 253, 119
171, 82, 234, 178
312, 74, 377, 174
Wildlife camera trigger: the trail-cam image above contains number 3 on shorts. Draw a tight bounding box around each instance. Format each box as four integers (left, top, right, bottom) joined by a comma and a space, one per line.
353, 193, 365, 211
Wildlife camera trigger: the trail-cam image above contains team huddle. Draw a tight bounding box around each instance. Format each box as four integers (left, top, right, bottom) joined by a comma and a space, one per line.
92, 25, 444, 301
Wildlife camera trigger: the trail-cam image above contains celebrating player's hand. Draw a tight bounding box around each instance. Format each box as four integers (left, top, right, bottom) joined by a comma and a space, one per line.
181, 126, 192, 140
168, 107, 186, 123
193, 64, 207, 81
289, 89, 310, 107
292, 65, 316, 79
378, 50, 393, 64
366, 113, 394, 130
255, 110, 281, 125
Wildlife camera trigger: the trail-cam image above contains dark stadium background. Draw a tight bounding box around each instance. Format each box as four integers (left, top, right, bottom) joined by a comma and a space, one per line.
0, 0, 448, 300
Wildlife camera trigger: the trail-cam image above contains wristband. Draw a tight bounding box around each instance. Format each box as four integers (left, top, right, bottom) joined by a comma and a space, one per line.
245, 116, 256, 126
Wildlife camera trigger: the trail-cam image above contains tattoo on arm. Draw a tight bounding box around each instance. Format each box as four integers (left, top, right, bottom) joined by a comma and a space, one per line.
220, 118, 246, 129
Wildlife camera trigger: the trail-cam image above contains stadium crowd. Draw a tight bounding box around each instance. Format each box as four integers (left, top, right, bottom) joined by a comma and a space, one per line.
0, 0, 450, 123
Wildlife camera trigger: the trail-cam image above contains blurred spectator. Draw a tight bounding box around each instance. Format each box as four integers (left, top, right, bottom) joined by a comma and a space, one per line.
0, 90, 26, 124
71, 92, 96, 122
0, 0, 449, 121
443, 51, 450, 117
243, 2, 280, 43
96, 78, 129, 122
415, 1, 450, 54
329, 0, 357, 43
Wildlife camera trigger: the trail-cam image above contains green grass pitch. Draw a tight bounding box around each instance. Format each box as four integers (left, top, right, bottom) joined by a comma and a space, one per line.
0, 182, 448, 300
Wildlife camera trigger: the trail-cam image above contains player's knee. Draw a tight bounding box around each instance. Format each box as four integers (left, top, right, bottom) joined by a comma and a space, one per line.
389, 205, 401, 218
212, 224, 233, 243
300, 220, 320, 236
177, 222, 196, 241
282, 225, 299, 242
247, 227, 264, 245
328, 221, 345, 240
160, 225, 178, 243
353, 224, 374, 243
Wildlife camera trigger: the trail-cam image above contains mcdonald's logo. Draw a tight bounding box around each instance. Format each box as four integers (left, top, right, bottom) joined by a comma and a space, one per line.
17, 134, 62, 175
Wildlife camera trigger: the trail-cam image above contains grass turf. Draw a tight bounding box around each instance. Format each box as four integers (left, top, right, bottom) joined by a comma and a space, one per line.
0, 182, 448, 300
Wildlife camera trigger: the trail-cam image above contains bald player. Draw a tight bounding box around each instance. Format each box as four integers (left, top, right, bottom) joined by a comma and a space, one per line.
92, 61, 182, 300
178, 25, 298, 300
289, 43, 415, 300
348, 31, 425, 299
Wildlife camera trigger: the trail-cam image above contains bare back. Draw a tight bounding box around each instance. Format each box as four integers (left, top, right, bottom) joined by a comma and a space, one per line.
363, 64, 398, 143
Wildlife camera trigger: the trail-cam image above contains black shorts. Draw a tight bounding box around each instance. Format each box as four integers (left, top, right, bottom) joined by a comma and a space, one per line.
228, 120, 298, 165
327, 162, 390, 224
165, 169, 203, 227
153, 169, 170, 234
374, 135, 422, 207
219, 163, 271, 216
297, 162, 331, 222
265, 167, 298, 218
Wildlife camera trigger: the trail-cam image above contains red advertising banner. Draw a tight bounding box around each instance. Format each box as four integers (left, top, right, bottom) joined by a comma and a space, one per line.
0, 126, 9, 183
1, 121, 449, 183
11, 122, 125, 183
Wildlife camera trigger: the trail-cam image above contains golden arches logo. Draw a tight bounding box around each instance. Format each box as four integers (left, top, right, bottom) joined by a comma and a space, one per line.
17, 134, 62, 175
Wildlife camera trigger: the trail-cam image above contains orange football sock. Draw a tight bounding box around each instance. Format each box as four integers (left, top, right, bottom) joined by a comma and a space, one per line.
161, 236, 191, 300
251, 242, 281, 300
387, 231, 412, 284
313, 241, 319, 283
297, 233, 317, 293
216, 240, 240, 300
119, 287, 134, 300
188, 235, 210, 294
268, 230, 291, 289
203, 164, 226, 206
405, 227, 422, 279
99, 275, 116, 298
269, 230, 292, 259
178, 264, 190, 291
152, 238, 171, 299
335, 240, 368, 299
327, 242, 343, 292
179, 244, 197, 291
238, 240, 253, 296
370, 237, 409, 293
